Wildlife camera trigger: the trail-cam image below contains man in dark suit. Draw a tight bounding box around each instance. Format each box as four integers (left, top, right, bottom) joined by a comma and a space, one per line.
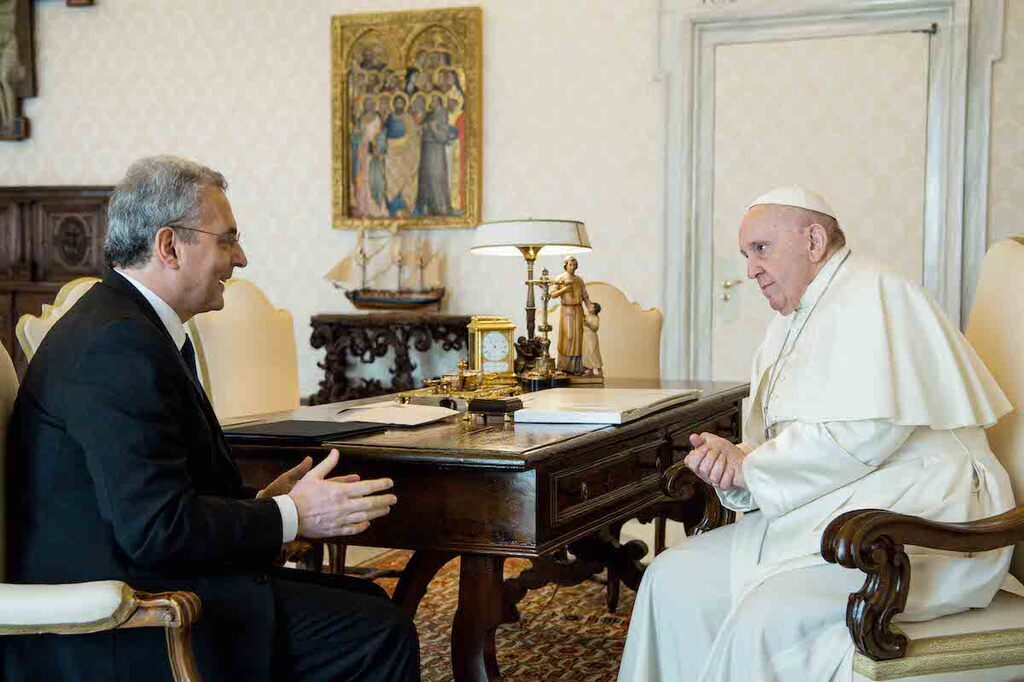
4, 156, 419, 681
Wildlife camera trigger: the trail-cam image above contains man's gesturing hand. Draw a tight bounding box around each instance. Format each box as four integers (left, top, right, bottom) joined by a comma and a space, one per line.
685, 432, 747, 491
287, 449, 397, 538
257, 456, 313, 499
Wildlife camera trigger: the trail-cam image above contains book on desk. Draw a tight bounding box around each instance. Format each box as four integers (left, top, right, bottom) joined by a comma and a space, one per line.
514, 387, 701, 425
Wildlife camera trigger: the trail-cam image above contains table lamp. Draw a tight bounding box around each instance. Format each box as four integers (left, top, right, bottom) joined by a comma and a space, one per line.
470, 219, 591, 385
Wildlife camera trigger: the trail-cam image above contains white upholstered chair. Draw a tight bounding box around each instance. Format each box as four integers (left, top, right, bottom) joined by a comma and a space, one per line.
188, 278, 300, 421
822, 235, 1024, 680
547, 281, 663, 378
15, 277, 100, 362
0, 341, 203, 680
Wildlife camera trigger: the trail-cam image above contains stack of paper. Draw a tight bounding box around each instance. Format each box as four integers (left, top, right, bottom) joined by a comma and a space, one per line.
330, 401, 459, 426
514, 388, 700, 424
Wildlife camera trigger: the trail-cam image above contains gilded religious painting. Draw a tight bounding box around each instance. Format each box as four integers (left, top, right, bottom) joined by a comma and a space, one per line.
331, 7, 482, 229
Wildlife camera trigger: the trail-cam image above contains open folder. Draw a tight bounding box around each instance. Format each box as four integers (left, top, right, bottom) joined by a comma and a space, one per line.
222, 420, 387, 444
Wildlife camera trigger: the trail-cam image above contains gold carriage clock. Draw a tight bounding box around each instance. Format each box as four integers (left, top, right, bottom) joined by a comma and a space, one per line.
467, 316, 517, 381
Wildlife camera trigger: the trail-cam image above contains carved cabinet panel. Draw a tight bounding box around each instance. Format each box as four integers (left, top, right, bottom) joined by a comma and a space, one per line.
34, 199, 108, 281
0, 187, 112, 375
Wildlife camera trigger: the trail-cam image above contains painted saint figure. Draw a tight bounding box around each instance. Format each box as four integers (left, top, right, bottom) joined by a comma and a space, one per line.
550, 256, 591, 374
413, 95, 453, 216
352, 97, 388, 218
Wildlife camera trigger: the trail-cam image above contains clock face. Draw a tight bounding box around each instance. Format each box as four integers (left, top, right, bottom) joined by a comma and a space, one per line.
482, 331, 510, 362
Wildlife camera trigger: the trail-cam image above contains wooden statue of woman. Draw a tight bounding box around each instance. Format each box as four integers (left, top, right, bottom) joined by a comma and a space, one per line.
549, 255, 591, 375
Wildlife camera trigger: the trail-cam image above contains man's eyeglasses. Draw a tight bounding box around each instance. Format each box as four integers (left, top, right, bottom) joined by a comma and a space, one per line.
167, 223, 241, 248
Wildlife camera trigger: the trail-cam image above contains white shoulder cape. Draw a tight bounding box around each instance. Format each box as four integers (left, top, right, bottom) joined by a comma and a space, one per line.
747, 254, 1011, 430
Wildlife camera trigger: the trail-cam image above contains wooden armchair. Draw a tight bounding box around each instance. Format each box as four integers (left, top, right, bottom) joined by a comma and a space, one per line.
188, 278, 300, 421
822, 236, 1024, 680
0, 338, 203, 680
547, 280, 663, 379
15, 277, 99, 362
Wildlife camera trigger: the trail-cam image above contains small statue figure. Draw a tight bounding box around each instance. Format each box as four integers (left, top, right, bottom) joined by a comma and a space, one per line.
582, 301, 603, 378
548, 256, 591, 375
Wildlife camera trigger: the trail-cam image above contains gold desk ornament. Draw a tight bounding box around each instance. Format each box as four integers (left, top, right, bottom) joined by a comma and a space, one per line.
467, 315, 516, 380
519, 267, 569, 391
395, 359, 523, 419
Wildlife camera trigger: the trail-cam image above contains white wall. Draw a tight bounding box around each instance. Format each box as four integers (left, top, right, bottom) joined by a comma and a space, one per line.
3, 1, 1021, 395
988, 0, 1024, 245
0, 0, 664, 395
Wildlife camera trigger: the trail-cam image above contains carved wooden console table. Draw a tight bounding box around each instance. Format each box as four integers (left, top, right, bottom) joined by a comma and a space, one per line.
309, 313, 472, 404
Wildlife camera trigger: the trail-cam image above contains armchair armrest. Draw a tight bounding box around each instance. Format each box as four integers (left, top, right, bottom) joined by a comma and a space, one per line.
661, 460, 736, 535
0, 581, 202, 681
820, 505, 1024, 662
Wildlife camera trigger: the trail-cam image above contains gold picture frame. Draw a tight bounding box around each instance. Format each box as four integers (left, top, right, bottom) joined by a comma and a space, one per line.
331, 7, 482, 230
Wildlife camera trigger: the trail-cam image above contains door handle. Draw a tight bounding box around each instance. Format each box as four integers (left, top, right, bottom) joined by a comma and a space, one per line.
721, 278, 744, 301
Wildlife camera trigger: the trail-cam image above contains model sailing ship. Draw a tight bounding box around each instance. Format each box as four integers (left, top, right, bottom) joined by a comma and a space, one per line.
325, 227, 445, 310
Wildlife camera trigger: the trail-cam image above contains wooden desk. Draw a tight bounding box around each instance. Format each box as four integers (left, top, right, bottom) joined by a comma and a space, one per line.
230, 380, 747, 681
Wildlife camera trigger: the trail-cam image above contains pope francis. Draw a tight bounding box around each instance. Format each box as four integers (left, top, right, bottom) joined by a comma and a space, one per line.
618, 187, 1018, 681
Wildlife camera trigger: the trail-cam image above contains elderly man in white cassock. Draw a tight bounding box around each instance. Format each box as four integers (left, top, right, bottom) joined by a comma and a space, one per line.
618, 187, 1020, 682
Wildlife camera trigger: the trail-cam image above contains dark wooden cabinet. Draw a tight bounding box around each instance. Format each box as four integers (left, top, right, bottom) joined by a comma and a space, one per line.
0, 187, 112, 374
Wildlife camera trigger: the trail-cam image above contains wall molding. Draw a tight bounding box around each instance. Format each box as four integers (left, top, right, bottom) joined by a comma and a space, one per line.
659, 0, 993, 380
961, 0, 1004, 321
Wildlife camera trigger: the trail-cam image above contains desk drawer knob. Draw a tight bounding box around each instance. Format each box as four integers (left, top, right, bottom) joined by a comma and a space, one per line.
580, 482, 590, 502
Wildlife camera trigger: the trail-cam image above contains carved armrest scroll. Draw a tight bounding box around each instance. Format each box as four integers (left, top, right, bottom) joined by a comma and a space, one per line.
661, 460, 736, 535
121, 590, 203, 682
821, 505, 1024, 662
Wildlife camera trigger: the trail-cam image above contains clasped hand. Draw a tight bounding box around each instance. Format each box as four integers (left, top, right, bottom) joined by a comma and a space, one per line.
259, 449, 397, 539
684, 432, 746, 491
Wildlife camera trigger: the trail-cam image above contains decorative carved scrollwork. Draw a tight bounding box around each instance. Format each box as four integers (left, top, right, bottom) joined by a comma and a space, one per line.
822, 504, 1024, 662
309, 314, 471, 404
659, 460, 736, 535
821, 510, 911, 660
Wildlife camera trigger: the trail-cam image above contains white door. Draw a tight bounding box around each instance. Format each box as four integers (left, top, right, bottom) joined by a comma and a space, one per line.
710, 32, 931, 380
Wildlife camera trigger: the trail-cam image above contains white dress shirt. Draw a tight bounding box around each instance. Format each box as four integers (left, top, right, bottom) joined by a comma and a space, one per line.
116, 270, 298, 543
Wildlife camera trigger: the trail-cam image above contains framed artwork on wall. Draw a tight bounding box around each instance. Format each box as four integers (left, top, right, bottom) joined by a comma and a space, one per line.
331, 7, 482, 229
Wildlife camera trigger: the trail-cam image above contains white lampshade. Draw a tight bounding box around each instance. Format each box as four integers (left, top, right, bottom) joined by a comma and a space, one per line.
470, 219, 592, 257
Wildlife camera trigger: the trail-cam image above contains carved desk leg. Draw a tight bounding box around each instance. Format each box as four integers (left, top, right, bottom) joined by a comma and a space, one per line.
574, 523, 647, 614
392, 549, 457, 618
452, 554, 505, 682
502, 547, 605, 624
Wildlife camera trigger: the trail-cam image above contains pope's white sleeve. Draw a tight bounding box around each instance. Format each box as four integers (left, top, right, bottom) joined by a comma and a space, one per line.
742, 419, 914, 519
716, 441, 758, 512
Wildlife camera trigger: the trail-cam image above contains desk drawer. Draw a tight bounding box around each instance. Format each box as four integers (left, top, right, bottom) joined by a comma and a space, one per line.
667, 408, 741, 456
551, 439, 666, 525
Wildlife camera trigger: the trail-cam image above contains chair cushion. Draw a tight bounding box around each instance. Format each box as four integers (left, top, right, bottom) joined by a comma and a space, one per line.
0, 580, 133, 633
854, 590, 1024, 680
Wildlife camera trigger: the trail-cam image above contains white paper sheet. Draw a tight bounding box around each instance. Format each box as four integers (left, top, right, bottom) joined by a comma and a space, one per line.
514, 387, 700, 424
331, 401, 459, 426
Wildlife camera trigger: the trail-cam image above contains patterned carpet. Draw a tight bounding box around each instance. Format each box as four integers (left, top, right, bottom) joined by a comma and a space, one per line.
366, 551, 635, 681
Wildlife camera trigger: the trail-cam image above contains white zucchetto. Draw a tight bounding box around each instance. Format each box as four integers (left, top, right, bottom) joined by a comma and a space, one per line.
747, 186, 836, 220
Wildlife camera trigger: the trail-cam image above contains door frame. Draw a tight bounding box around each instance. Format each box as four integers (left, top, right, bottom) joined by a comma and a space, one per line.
658, 0, 1000, 380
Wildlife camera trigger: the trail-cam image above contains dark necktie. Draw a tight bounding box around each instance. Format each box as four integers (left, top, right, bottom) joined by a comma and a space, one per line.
181, 336, 200, 382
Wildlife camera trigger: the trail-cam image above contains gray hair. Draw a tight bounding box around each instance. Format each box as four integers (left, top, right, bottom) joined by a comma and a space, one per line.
815, 211, 846, 249
104, 155, 228, 268
774, 205, 846, 250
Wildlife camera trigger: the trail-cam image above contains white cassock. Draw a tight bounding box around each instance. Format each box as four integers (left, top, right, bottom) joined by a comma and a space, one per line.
619, 247, 1019, 682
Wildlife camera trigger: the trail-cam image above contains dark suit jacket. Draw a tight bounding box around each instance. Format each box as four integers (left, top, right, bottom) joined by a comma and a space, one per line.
4, 270, 284, 681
